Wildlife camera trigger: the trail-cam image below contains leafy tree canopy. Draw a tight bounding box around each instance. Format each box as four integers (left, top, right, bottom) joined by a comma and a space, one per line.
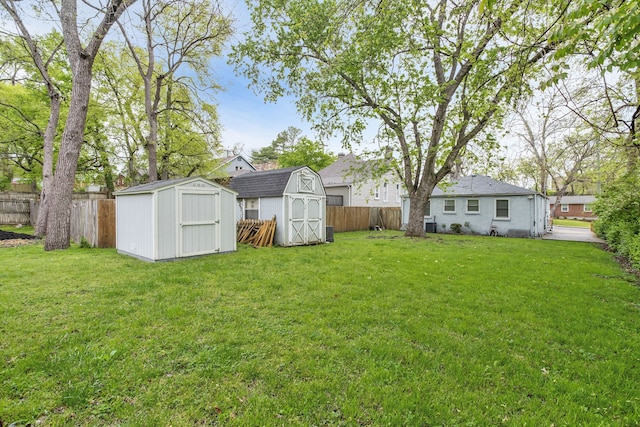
278, 137, 335, 171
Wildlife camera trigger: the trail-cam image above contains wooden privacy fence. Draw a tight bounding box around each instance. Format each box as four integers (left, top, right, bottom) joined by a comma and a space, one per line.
30, 199, 116, 248
326, 206, 401, 232
0, 193, 37, 224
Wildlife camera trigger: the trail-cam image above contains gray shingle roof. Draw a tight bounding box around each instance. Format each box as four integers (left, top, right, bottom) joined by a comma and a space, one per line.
548, 195, 596, 204
432, 175, 537, 197
115, 177, 196, 195
228, 167, 304, 198
318, 153, 372, 186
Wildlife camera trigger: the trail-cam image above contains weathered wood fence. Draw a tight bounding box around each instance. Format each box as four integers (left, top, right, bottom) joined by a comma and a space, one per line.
0, 192, 115, 248
326, 206, 401, 232
30, 199, 116, 248
0, 193, 36, 224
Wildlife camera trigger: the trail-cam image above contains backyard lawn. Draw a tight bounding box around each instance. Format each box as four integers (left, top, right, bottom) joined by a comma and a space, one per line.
1, 230, 639, 425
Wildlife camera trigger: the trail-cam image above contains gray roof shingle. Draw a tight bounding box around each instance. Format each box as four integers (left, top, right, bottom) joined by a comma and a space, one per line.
115, 177, 196, 195
432, 175, 537, 197
228, 167, 303, 198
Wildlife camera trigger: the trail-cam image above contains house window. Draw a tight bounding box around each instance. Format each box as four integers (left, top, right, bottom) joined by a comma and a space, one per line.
327, 195, 343, 206
395, 184, 401, 203
424, 200, 431, 217
374, 186, 380, 200
495, 199, 509, 219
383, 183, 388, 202
561, 204, 569, 212
466, 199, 479, 213
444, 199, 456, 213
235, 166, 243, 170
244, 198, 259, 219
583, 204, 592, 212
298, 173, 315, 193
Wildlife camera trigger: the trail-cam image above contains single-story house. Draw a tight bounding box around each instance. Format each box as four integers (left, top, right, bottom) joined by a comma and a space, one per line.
318, 153, 404, 207
401, 175, 549, 237
548, 195, 597, 220
228, 166, 326, 246
114, 177, 237, 261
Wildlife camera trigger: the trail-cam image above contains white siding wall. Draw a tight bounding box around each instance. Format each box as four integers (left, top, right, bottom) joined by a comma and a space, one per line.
157, 188, 177, 260
116, 193, 154, 260
258, 197, 285, 245
220, 189, 237, 253
402, 195, 548, 237
350, 172, 402, 207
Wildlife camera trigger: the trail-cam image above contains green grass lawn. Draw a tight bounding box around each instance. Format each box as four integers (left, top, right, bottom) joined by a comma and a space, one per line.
552, 218, 593, 228
1, 231, 639, 426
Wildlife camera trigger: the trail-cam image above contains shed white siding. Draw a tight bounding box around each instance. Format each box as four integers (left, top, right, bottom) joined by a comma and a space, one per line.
115, 177, 236, 261
116, 193, 154, 260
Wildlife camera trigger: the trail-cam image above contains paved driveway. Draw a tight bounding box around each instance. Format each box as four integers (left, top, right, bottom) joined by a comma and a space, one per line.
543, 225, 604, 243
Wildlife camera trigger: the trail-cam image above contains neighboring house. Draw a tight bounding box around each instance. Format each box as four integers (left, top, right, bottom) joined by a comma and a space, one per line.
401, 175, 549, 237
549, 195, 597, 220
216, 154, 257, 177
228, 166, 326, 246
318, 153, 404, 207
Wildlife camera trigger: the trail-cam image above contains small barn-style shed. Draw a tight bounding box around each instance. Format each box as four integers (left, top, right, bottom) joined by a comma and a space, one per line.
229, 166, 326, 246
114, 177, 237, 261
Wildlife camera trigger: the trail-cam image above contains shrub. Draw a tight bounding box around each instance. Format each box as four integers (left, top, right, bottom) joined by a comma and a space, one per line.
594, 172, 640, 268
450, 223, 462, 234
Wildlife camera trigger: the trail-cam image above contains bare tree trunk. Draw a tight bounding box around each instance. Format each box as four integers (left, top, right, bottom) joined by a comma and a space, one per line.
44, 0, 137, 250
45, 64, 93, 250
34, 93, 61, 237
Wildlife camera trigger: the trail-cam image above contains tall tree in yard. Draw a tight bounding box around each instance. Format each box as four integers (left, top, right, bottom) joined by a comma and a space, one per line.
117, 0, 232, 182
37, 0, 137, 250
0, 2, 66, 237
232, 0, 578, 237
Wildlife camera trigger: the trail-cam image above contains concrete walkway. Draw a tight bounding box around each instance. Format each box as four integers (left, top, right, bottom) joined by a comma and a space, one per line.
543, 225, 604, 243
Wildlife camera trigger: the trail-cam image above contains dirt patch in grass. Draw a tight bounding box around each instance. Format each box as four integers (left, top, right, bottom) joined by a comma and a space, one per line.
0, 229, 39, 248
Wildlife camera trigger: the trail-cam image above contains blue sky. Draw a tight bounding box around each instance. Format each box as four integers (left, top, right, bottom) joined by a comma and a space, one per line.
7, 0, 361, 158
213, 1, 348, 158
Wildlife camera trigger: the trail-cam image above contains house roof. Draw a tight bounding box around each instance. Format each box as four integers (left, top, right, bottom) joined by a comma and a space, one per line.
318, 153, 372, 186
228, 166, 306, 198
114, 177, 233, 196
115, 177, 197, 195
432, 175, 539, 197
548, 195, 596, 205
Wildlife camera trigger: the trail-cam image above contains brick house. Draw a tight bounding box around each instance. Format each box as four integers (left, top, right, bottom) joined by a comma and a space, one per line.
549, 195, 597, 220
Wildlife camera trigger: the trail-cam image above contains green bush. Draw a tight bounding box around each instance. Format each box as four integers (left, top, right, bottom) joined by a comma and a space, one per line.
450, 223, 462, 234
594, 172, 640, 268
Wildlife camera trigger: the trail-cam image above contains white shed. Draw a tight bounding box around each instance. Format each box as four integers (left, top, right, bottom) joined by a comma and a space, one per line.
228, 166, 326, 246
114, 177, 237, 261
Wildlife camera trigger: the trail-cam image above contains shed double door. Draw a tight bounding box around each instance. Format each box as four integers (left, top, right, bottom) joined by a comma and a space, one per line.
289, 196, 323, 245
178, 190, 220, 256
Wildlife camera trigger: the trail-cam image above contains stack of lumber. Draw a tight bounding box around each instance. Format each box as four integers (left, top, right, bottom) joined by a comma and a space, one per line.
236, 216, 277, 247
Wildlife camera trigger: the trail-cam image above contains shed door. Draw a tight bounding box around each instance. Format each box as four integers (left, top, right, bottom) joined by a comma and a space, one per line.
289, 196, 323, 245
178, 190, 220, 257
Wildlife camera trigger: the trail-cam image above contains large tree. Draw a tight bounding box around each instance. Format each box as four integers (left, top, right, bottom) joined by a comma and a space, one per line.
232, 0, 578, 237
118, 0, 232, 182
41, 0, 137, 250
0, 4, 67, 236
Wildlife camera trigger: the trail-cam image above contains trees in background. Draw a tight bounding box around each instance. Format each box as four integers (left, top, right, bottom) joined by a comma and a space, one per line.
117, 0, 232, 181
250, 126, 335, 171
232, 0, 577, 237
0, 0, 230, 249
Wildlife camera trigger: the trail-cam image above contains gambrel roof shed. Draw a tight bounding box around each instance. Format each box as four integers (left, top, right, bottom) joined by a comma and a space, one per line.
115, 177, 237, 261
229, 166, 327, 246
